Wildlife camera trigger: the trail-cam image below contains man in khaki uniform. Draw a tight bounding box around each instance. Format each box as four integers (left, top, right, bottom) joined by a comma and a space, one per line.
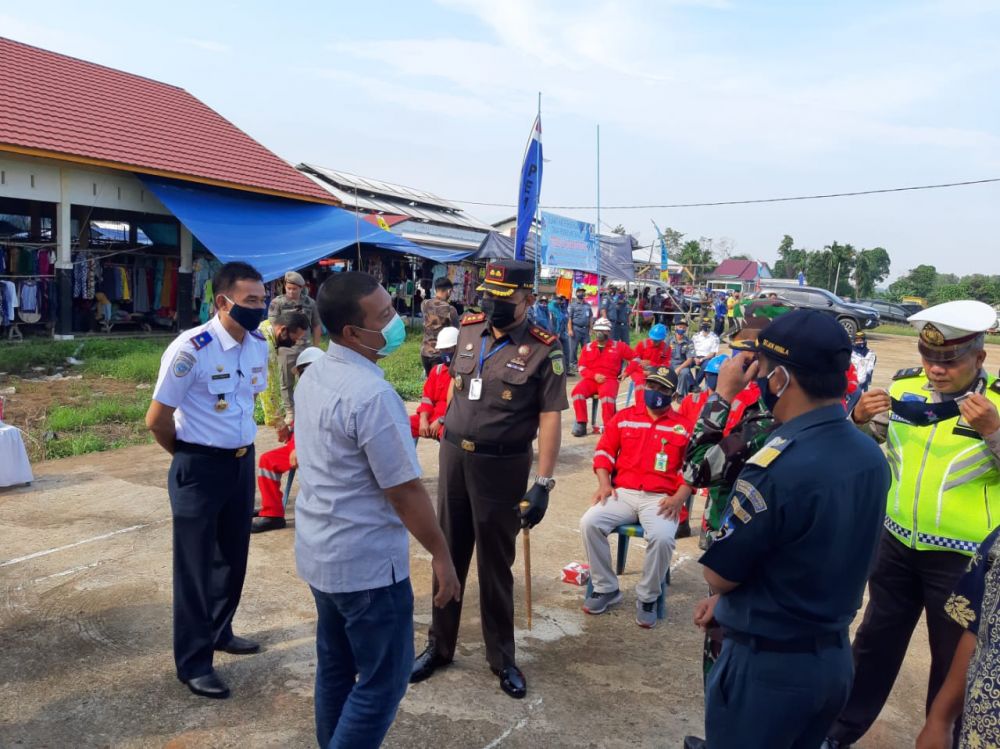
268, 271, 322, 422
420, 276, 459, 375
410, 259, 568, 699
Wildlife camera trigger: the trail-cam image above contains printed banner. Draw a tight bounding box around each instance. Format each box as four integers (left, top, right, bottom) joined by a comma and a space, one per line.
540, 211, 598, 272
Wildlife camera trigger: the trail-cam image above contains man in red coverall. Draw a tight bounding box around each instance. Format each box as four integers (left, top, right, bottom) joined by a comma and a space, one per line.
251, 346, 324, 534
410, 327, 458, 442
572, 317, 635, 437
627, 322, 671, 394
579, 366, 693, 628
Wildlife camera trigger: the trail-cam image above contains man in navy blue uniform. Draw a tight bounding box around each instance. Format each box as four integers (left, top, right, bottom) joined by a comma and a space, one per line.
685, 309, 891, 749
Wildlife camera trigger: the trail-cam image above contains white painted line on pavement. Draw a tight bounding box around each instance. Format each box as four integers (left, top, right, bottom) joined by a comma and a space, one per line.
0, 520, 165, 568
481, 697, 543, 749
15, 561, 102, 590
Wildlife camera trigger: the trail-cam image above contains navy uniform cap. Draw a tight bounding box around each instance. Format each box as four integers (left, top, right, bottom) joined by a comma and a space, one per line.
757, 309, 852, 372
646, 365, 678, 391
477, 259, 535, 298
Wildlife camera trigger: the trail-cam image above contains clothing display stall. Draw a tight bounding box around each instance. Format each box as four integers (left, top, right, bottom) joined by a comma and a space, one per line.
0, 241, 57, 339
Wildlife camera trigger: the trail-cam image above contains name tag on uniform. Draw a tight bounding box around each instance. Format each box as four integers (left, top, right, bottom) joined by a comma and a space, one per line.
654, 453, 668, 472
211, 373, 231, 380
468, 378, 483, 401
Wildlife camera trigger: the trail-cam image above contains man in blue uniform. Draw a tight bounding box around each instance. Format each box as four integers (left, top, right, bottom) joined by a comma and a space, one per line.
685, 309, 891, 749
568, 287, 594, 373
605, 290, 631, 344
146, 261, 270, 699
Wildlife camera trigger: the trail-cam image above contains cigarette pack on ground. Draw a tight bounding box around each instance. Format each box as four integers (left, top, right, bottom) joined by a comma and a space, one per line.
561, 562, 590, 586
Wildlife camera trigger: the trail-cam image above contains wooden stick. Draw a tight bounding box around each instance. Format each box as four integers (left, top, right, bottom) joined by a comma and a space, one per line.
519, 501, 533, 630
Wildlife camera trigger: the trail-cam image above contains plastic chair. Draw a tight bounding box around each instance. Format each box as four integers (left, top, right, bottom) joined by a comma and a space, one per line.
585, 523, 671, 619
282, 467, 296, 509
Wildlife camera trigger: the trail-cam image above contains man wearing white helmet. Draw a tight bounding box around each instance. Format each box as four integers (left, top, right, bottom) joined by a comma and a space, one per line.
252, 346, 325, 534
571, 317, 636, 436
824, 300, 1000, 749
410, 327, 459, 442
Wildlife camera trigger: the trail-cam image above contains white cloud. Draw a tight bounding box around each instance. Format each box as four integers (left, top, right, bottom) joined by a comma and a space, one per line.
179, 37, 231, 53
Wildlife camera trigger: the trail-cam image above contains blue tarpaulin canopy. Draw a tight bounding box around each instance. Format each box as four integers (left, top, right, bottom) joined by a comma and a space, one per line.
140, 176, 470, 281
473, 230, 634, 281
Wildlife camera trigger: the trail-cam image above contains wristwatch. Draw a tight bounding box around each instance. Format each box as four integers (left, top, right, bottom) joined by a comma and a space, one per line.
534, 476, 556, 491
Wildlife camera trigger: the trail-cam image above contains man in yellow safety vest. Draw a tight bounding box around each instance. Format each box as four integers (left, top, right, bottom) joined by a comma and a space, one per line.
823, 300, 1000, 749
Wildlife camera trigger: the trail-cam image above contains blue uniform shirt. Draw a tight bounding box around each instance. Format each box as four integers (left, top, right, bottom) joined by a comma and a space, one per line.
152, 315, 269, 449
529, 302, 551, 331
700, 403, 891, 640
569, 299, 593, 330
944, 525, 1000, 746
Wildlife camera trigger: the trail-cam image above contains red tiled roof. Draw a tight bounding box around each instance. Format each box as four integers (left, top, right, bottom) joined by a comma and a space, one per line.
708, 258, 766, 281
0, 37, 334, 204
362, 214, 410, 227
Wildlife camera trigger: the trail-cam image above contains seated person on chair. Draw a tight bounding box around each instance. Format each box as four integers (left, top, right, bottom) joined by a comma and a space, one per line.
252, 347, 324, 533
626, 323, 671, 395
671, 322, 696, 397
677, 353, 729, 427
580, 366, 694, 628
682, 322, 721, 394
571, 318, 635, 437
410, 327, 458, 443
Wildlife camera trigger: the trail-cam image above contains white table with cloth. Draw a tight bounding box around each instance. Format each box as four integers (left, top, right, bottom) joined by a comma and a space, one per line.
0, 421, 33, 487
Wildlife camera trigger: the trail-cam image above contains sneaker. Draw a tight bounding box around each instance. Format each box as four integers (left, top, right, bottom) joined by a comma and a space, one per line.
636, 599, 657, 628
582, 589, 623, 614
571, 422, 588, 438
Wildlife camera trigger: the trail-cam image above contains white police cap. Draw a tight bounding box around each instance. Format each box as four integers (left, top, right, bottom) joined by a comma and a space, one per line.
908, 300, 997, 362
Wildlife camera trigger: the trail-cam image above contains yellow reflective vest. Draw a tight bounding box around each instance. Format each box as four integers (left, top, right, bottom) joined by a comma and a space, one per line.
884, 373, 1000, 555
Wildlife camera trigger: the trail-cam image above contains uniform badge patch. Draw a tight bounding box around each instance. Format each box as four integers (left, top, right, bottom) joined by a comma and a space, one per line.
502, 389, 513, 401
172, 351, 196, 378
462, 313, 487, 326
734, 479, 767, 513
454, 375, 464, 391
730, 497, 752, 524
190, 331, 213, 350
529, 326, 557, 345
747, 435, 791, 468
552, 356, 565, 376
518, 345, 531, 356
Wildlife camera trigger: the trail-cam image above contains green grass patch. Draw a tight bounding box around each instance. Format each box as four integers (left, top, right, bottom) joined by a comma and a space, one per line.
0, 337, 169, 381
378, 330, 427, 401
875, 323, 1000, 346
47, 395, 149, 431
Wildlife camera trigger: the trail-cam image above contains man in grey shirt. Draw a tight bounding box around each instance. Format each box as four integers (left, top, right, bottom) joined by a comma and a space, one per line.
294, 271, 461, 749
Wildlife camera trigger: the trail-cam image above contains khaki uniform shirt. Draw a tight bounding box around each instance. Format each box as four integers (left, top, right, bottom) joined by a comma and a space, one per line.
421, 297, 459, 358
268, 293, 320, 335
446, 315, 569, 445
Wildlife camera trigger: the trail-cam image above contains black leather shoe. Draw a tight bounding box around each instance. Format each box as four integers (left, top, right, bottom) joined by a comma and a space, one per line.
491, 665, 527, 699
683, 737, 707, 749
252, 507, 260, 517
410, 646, 452, 684
215, 635, 260, 654
251, 516, 286, 533
572, 422, 588, 438
182, 670, 230, 699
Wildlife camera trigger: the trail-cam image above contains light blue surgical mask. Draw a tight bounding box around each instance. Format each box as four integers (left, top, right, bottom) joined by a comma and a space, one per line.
355, 313, 407, 357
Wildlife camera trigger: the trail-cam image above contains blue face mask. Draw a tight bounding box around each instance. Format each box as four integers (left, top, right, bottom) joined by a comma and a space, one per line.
223, 295, 265, 332
356, 313, 406, 357
644, 388, 672, 411
755, 366, 789, 414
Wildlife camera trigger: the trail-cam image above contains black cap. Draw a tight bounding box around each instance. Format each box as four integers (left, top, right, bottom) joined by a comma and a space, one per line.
646, 366, 678, 391
434, 276, 454, 290
757, 309, 851, 372
477, 260, 535, 298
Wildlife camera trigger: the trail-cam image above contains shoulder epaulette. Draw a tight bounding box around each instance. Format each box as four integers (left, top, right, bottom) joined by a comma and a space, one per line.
188, 331, 213, 350
249, 329, 266, 341
746, 435, 792, 469
529, 326, 557, 345
893, 366, 923, 381
461, 312, 486, 326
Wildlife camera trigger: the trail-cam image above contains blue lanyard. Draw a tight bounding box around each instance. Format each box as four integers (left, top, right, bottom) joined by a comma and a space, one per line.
478, 337, 510, 378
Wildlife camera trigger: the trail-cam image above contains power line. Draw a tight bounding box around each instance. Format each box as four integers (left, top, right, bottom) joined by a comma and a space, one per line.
446, 177, 1000, 211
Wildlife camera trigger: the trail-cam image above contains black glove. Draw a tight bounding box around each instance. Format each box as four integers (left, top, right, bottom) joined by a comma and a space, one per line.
520, 483, 549, 529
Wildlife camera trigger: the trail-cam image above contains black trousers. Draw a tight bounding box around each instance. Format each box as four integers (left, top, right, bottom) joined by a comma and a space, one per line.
421, 354, 442, 376
428, 439, 532, 671
168, 447, 255, 681
828, 530, 969, 744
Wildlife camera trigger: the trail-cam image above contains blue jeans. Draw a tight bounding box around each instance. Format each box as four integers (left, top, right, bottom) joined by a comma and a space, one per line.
310, 579, 414, 749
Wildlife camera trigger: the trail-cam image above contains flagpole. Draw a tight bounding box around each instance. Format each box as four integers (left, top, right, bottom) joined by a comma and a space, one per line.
534, 91, 542, 293
596, 124, 601, 310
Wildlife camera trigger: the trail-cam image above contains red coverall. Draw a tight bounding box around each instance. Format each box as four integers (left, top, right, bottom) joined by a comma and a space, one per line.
676, 388, 712, 428
410, 362, 451, 438
573, 340, 635, 426
593, 403, 692, 494
626, 338, 672, 389
258, 435, 295, 519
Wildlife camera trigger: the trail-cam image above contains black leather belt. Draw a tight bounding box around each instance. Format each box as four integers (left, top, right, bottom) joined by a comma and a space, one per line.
175, 440, 253, 459
724, 629, 844, 654
444, 431, 530, 456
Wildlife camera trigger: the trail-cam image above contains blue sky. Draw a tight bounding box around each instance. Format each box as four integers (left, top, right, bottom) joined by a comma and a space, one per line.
3, 0, 999, 280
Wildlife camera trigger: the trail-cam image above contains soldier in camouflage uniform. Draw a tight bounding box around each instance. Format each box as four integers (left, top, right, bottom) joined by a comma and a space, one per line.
681, 328, 778, 681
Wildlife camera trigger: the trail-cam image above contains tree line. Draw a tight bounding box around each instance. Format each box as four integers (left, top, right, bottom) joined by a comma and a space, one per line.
885, 264, 1000, 306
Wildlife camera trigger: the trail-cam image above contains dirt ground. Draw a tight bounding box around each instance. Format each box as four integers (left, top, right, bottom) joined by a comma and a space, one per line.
2, 333, 998, 749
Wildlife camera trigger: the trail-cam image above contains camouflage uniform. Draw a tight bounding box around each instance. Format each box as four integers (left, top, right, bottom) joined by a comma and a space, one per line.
681, 386, 776, 680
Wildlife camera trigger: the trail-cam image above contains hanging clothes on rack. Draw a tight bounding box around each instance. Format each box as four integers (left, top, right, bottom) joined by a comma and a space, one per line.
19, 280, 39, 313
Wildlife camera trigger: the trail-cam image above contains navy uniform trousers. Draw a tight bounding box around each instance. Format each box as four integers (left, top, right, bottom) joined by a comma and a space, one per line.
706, 633, 853, 749
168, 446, 255, 681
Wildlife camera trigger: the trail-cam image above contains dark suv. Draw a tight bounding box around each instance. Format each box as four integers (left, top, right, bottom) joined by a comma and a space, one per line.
860, 299, 911, 325
758, 285, 880, 336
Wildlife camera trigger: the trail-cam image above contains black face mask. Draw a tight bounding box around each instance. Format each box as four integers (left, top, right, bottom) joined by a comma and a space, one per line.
854, 343, 868, 354
223, 295, 265, 332
890, 397, 961, 426
481, 297, 520, 329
